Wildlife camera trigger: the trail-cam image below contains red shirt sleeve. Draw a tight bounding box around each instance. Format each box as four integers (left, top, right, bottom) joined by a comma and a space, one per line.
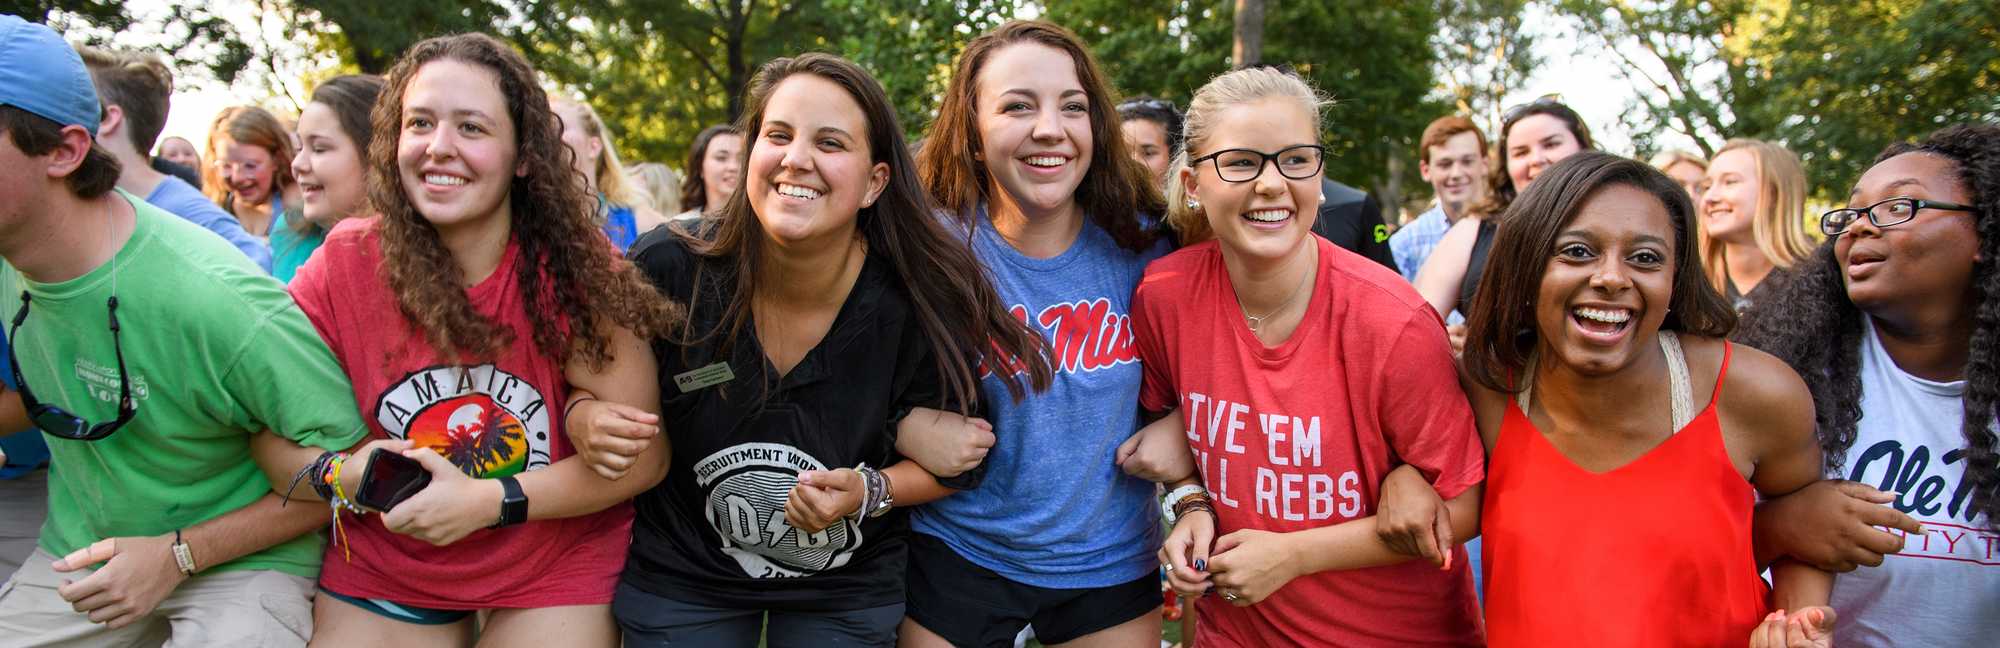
1375, 304, 1485, 500
1131, 274, 1176, 413
285, 230, 344, 353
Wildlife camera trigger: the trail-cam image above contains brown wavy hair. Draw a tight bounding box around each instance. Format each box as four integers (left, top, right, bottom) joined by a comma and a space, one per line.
1463, 151, 1737, 392
202, 105, 297, 208
369, 33, 679, 368
679, 124, 740, 214
918, 20, 1162, 252
679, 53, 1051, 409
1471, 99, 1595, 222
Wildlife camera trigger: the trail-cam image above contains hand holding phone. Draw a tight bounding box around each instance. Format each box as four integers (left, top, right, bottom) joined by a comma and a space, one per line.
355, 448, 432, 512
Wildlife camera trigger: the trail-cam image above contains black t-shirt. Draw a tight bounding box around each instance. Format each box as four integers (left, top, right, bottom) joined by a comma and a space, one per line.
622, 230, 947, 611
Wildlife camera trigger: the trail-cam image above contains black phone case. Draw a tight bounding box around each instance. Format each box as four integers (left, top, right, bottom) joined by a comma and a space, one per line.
354, 448, 433, 512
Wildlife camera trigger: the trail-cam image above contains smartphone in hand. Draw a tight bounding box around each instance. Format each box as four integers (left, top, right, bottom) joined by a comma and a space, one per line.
354, 448, 432, 512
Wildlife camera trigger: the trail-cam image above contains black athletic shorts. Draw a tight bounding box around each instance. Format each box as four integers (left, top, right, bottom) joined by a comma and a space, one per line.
904, 532, 1159, 648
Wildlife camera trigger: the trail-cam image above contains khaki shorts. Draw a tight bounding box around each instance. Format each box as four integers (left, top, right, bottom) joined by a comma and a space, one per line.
0, 468, 48, 581
0, 548, 314, 648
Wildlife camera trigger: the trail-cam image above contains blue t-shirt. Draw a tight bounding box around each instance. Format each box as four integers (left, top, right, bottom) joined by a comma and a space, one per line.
145, 177, 273, 273
0, 327, 48, 480
602, 201, 639, 252
911, 208, 1168, 588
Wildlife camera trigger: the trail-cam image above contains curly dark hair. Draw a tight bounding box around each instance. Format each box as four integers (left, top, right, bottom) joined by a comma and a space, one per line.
368, 33, 679, 369
679, 53, 1053, 411
1736, 123, 2000, 530
919, 20, 1163, 253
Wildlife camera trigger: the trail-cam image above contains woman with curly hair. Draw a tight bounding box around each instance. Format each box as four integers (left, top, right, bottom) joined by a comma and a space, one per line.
1736, 123, 2000, 647
286, 33, 681, 646
573, 52, 1051, 645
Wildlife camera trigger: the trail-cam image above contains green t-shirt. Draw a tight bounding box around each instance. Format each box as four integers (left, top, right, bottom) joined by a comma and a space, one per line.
1, 190, 369, 578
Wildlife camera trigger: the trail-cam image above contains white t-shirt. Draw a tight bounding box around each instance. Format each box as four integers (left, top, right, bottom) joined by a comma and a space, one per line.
1827, 317, 1999, 647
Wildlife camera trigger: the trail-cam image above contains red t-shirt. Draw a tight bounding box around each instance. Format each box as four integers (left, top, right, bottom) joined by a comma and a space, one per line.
1133, 237, 1485, 647
289, 218, 631, 609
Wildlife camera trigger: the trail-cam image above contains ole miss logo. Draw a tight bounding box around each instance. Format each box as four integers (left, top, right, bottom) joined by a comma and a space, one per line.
982, 298, 1139, 377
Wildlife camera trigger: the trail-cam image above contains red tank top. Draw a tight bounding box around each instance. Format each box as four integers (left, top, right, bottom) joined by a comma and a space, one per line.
1481, 340, 1770, 647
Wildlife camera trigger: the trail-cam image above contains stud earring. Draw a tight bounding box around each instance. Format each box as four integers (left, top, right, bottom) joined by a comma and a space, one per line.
1186, 198, 1201, 210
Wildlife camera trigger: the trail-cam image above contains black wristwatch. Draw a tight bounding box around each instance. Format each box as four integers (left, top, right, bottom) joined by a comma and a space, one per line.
492, 476, 527, 528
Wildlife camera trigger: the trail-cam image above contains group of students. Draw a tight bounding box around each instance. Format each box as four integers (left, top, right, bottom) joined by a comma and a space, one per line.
0, 12, 1993, 648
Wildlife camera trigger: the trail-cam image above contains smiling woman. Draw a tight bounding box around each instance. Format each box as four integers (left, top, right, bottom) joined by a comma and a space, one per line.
285, 32, 681, 648
1413, 99, 1596, 340
1136, 66, 1486, 647
1734, 124, 2000, 647
202, 105, 301, 241
1432, 151, 1836, 647
601, 52, 1051, 646
277, 74, 383, 283
897, 20, 1175, 648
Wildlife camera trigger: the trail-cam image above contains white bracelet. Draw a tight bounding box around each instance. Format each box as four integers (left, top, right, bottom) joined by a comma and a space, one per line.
172, 529, 196, 576
1162, 484, 1207, 507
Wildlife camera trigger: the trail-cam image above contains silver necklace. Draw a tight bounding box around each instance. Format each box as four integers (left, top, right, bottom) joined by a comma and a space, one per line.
1240, 252, 1313, 333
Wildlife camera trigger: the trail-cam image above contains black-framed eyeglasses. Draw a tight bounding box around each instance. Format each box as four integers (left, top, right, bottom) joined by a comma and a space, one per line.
7, 293, 137, 441
1820, 197, 1977, 236
1189, 145, 1325, 183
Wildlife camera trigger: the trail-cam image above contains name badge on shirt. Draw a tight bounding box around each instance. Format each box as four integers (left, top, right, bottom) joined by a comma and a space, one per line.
674, 362, 735, 393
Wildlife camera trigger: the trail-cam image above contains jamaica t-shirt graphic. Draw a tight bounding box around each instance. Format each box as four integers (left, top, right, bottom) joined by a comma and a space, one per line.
373, 364, 555, 477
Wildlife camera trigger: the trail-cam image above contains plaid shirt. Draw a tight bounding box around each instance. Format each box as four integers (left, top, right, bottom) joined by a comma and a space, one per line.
1390, 206, 1464, 325
1390, 205, 1451, 283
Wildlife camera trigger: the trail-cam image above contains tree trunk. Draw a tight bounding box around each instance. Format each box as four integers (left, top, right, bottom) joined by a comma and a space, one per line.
723, 0, 750, 121
1232, 0, 1265, 68
1378, 150, 1405, 226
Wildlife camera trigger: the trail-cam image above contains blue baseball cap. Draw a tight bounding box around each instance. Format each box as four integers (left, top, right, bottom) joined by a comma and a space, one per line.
0, 14, 101, 138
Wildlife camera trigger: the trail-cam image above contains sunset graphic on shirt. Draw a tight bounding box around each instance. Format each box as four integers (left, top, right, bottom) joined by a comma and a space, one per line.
405, 394, 529, 478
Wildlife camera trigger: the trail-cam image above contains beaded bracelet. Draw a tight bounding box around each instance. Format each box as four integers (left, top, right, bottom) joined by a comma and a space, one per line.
282, 451, 343, 506
326, 453, 362, 514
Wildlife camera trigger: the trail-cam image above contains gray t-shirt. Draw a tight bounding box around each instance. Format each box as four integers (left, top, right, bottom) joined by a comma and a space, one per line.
1828, 317, 1998, 646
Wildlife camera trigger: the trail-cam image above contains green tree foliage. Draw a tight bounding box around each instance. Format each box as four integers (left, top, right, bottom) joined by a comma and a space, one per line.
1552, 0, 1999, 198
825, 0, 1020, 138
1045, 0, 1445, 213
1434, 0, 1540, 140
1742, 0, 2000, 197
292, 0, 509, 74
511, 0, 849, 168
514, 0, 1019, 169
13, 0, 254, 84
1551, 0, 1749, 159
